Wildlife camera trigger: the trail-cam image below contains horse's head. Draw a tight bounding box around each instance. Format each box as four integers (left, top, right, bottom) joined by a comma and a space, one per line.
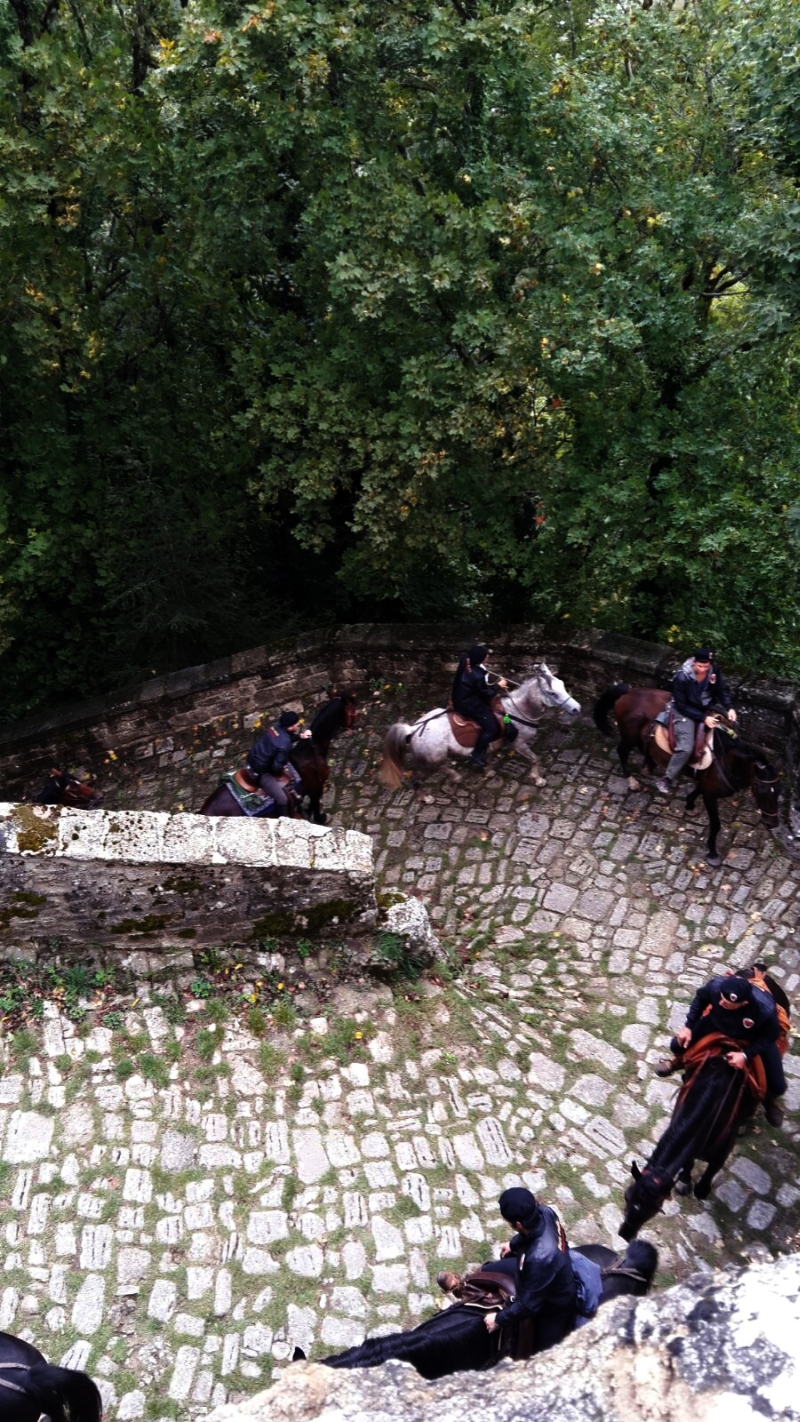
619, 1160, 672, 1241
34, 769, 104, 809
526, 662, 581, 720
340, 691, 359, 731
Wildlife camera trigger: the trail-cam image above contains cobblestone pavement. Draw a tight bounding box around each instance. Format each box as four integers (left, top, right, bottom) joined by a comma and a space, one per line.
2, 690, 799, 1420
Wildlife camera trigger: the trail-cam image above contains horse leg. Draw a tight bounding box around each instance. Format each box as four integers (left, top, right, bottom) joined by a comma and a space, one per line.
674, 1163, 694, 1197
703, 791, 723, 866
686, 784, 700, 813
509, 736, 545, 786
694, 1156, 723, 1200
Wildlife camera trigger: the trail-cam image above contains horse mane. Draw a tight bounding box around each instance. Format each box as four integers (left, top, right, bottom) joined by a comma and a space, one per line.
649, 1053, 745, 1175
717, 732, 777, 775
309, 694, 349, 740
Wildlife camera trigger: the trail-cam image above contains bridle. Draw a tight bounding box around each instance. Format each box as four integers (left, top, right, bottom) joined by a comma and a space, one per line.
502, 670, 577, 728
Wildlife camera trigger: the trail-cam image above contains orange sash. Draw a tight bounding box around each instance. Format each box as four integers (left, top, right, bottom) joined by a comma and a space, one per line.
680, 1032, 766, 1102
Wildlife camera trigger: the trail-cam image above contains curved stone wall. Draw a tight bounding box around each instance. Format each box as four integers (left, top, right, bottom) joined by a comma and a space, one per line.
0, 626, 797, 832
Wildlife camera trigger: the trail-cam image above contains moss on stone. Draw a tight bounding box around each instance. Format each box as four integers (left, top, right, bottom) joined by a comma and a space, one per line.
109, 914, 173, 935
13, 804, 58, 854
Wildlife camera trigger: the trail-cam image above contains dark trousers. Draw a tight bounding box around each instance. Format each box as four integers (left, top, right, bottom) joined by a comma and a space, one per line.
670, 1033, 786, 1097
456, 698, 501, 756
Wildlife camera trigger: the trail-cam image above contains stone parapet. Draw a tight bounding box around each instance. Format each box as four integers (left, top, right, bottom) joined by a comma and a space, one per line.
0, 804, 375, 957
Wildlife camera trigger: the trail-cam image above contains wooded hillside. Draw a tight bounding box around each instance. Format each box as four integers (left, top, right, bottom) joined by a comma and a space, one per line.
1, 0, 798, 718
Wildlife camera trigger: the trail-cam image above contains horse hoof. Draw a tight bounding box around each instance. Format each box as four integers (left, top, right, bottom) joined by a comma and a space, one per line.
532, 776, 546, 787
627, 777, 641, 792
694, 1180, 711, 1201
706, 855, 722, 868
675, 1180, 692, 1197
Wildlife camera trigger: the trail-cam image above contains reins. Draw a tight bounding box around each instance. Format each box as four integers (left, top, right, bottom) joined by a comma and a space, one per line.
0, 1363, 29, 1394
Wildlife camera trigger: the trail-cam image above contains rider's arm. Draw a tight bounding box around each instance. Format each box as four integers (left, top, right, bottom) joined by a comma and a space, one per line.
712, 669, 733, 711
684, 979, 716, 1031
493, 1250, 561, 1327
739, 1006, 781, 1062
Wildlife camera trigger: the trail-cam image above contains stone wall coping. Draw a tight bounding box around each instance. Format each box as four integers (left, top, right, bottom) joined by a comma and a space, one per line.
0, 804, 374, 874
1, 622, 798, 756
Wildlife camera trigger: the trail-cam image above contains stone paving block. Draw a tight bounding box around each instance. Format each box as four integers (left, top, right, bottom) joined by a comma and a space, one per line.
568, 1030, 625, 1075
3, 1111, 54, 1163
731, 1158, 772, 1195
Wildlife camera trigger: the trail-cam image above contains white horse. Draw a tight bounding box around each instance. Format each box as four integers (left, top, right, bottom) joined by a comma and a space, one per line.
379, 662, 581, 789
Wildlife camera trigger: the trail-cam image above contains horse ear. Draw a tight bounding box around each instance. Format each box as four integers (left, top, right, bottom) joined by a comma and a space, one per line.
631, 1160, 642, 1180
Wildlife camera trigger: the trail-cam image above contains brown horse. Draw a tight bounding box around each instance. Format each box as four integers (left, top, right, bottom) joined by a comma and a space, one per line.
31, 769, 104, 809
200, 691, 357, 823
593, 683, 780, 865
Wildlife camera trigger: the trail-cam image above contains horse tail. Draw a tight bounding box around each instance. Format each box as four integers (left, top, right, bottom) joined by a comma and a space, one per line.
593, 684, 631, 737
380, 724, 410, 790
23, 1363, 102, 1422
622, 1239, 658, 1286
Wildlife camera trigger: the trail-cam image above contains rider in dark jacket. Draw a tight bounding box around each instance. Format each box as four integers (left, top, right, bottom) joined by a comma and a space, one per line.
484, 1188, 576, 1354
246, 710, 304, 814
451, 645, 509, 768
654, 648, 736, 795
656, 973, 786, 1125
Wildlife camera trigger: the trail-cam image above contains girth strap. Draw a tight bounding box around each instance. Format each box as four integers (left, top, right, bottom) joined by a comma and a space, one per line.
599, 1264, 649, 1284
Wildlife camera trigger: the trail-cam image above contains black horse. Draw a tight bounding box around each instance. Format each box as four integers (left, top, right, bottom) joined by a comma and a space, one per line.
293, 1241, 657, 1380
30, 769, 104, 809
593, 683, 782, 864
0, 1331, 102, 1422
620, 964, 789, 1240
200, 691, 357, 823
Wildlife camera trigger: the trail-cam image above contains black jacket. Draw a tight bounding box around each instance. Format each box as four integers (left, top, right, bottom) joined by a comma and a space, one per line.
453, 664, 494, 717
494, 1205, 576, 1328
686, 976, 780, 1063
672, 658, 732, 723
247, 723, 295, 777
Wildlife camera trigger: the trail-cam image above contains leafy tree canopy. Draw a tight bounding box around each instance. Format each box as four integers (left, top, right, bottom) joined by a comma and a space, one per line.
0, 0, 798, 719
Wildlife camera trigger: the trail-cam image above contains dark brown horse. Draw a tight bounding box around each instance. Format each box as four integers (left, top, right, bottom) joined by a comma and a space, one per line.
200, 691, 357, 823
31, 769, 104, 809
593, 683, 780, 865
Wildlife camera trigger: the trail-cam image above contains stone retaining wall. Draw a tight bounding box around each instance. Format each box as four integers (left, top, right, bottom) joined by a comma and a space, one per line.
0, 804, 375, 963
0, 624, 798, 829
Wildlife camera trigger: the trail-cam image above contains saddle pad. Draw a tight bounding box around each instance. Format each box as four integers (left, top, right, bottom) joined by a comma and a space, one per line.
653, 723, 712, 770
221, 773, 276, 817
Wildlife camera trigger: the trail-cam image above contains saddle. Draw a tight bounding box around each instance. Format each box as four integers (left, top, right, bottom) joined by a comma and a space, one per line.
235, 767, 264, 794
678, 1031, 767, 1103
652, 716, 712, 770
447, 696, 506, 750
448, 1267, 535, 1361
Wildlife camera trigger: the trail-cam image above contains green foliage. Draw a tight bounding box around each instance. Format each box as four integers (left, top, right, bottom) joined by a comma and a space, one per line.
0, 0, 799, 713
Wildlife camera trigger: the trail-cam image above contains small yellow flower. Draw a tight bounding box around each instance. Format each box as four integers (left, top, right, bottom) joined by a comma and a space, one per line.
354, 1031, 363, 1040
